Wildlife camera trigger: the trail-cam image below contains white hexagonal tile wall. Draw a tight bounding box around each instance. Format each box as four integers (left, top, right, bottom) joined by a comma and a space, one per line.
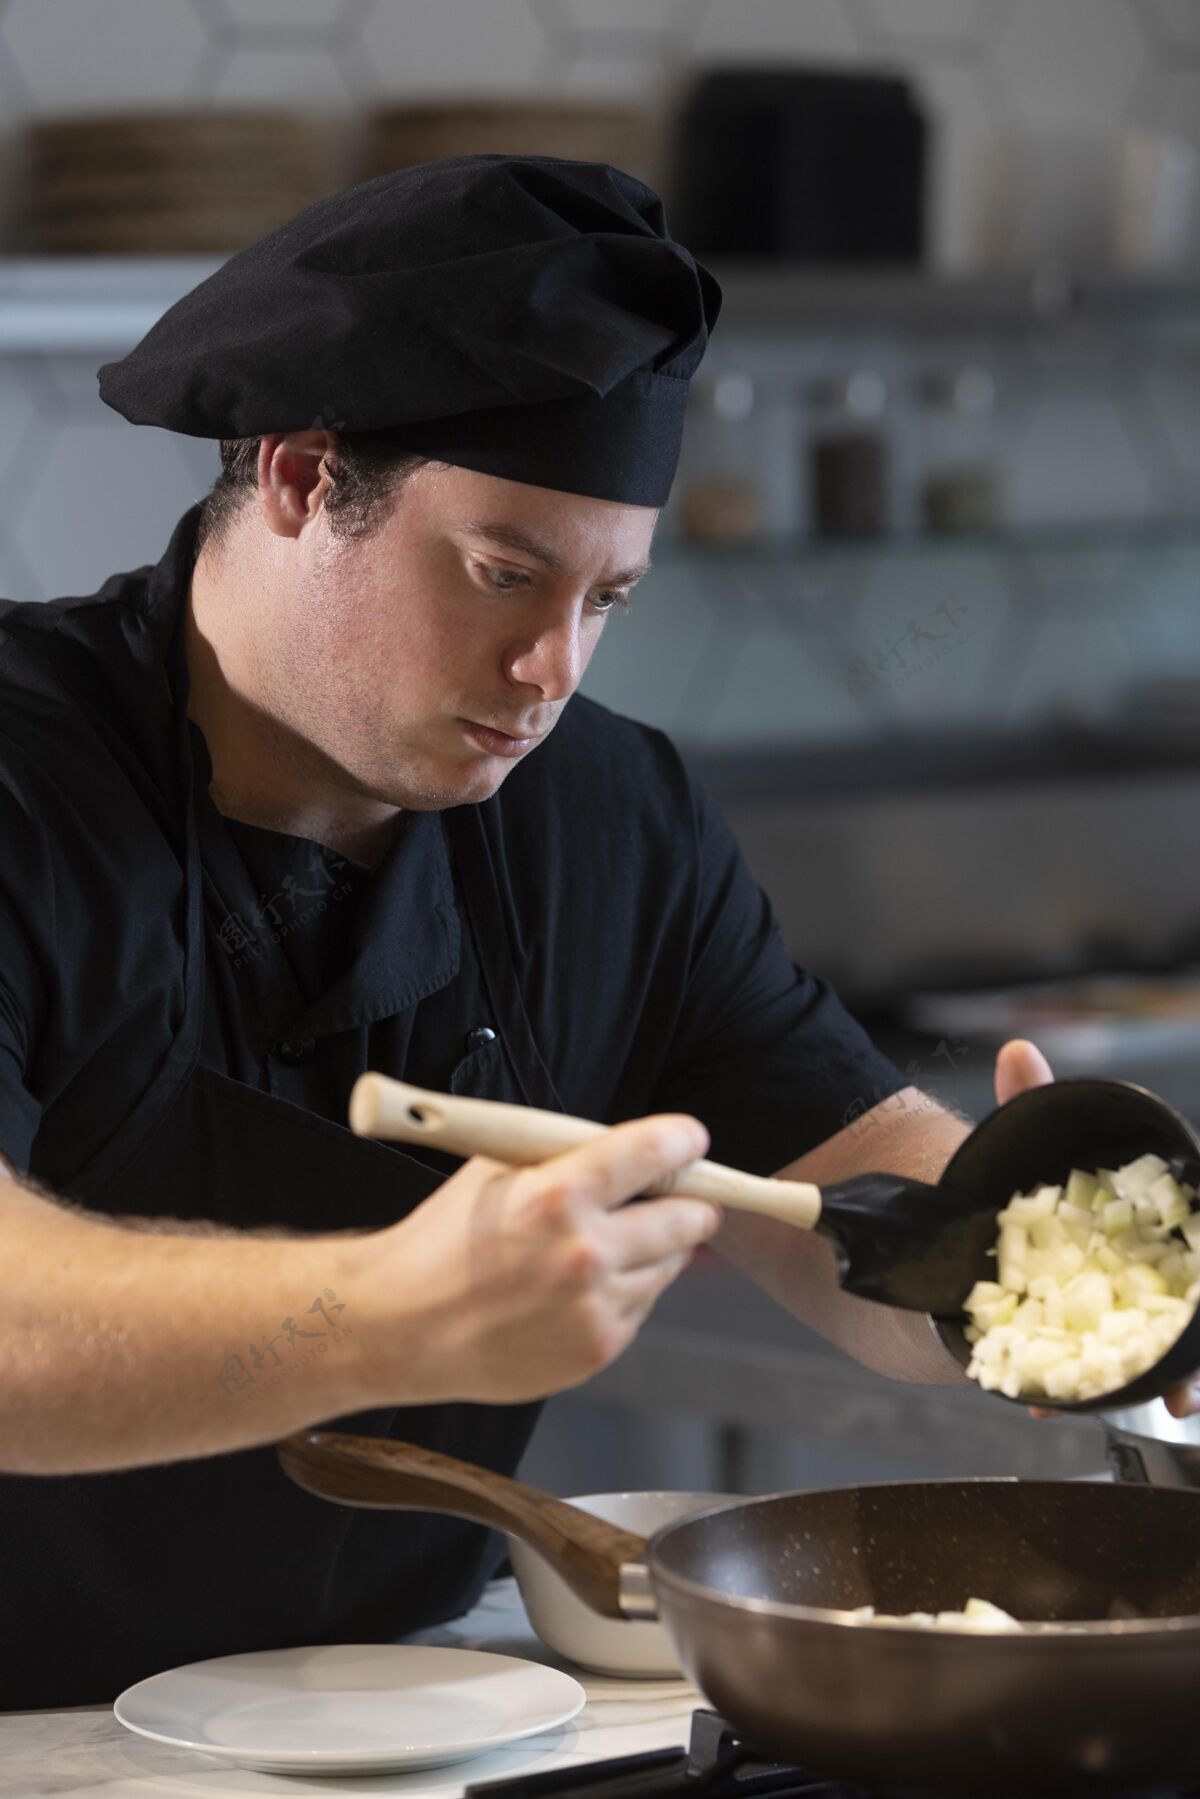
11, 417, 208, 601
850, 0, 996, 47
996, 610, 1134, 725
913, 61, 1007, 270
994, 0, 1147, 124
204, 43, 367, 104
691, 0, 858, 65
3, 0, 208, 115
0, 528, 42, 600
0, 365, 59, 526
1152, 69, 1200, 145
170, 431, 222, 496
559, 54, 673, 100
1138, 0, 1200, 54
32, 352, 119, 416
0, 23, 33, 115
211, 0, 365, 28
1006, 393, 1159, 523
557, 0, 693, 31
1139, 357, 1200, 483
361, 0, 549, 97
578, 561, 732, 740
686, 567, 872, 746
0, 358, 36, 482
1110, 547, 1200, 677
847, 550, 1015, 728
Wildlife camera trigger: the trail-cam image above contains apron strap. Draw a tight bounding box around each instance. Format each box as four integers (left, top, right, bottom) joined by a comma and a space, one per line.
442, 802, 566, 1116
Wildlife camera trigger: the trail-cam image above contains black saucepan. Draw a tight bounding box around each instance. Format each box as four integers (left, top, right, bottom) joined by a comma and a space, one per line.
277, 1431, 1200, 1795
930, 1077, 1200, 1410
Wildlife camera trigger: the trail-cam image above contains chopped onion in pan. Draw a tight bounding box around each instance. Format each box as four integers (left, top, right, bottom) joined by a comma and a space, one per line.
846, 1597, 1023, 1631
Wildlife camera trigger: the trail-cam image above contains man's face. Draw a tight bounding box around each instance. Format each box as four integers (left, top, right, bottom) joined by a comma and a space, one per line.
268, 462, 656, 812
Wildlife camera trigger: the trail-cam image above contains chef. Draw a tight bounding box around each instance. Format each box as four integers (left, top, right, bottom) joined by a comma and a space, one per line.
0, 154, 1075, 1709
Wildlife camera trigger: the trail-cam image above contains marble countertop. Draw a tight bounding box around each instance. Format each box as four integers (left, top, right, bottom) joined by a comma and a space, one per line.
0, 1581, 701, 1799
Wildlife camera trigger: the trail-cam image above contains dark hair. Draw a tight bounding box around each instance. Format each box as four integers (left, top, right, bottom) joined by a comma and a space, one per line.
195, 435, 431, 557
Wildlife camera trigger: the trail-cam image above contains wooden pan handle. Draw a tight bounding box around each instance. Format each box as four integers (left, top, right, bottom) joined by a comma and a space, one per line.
276, 1430, 646, 1618
349, 1075, 823, 1230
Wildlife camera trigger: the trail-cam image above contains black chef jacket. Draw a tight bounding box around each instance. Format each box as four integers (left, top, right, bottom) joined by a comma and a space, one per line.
0, 504, 907, 1706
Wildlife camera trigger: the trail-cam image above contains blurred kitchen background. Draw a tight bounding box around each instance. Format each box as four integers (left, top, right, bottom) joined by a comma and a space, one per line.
1, 0, 1198, 1496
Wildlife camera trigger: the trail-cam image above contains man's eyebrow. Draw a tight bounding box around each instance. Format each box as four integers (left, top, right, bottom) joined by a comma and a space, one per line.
462, 521, 651, 587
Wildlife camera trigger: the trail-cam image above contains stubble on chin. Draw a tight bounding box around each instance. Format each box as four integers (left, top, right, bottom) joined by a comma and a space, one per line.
364, 757, 510, 814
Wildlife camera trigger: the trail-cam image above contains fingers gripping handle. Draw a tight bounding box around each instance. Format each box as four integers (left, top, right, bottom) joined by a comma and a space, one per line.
349, 1074, 823, 1230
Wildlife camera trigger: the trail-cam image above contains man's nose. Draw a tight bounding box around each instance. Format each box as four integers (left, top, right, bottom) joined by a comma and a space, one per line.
503, 615, 585, 702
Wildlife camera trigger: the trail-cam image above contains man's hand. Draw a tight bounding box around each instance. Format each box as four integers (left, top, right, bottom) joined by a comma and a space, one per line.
994, 1036, 1054, 1107
353, 1113, 721, 1407
997, 1037, 1200, 1421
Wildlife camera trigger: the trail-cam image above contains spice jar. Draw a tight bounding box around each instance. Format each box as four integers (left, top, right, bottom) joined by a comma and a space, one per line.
915, 364, 1003, 535
678, 370, 766, 546
808, 369, 890, 538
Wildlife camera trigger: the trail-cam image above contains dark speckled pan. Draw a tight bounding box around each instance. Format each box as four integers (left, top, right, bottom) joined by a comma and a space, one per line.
280, 1432, 1200, 1795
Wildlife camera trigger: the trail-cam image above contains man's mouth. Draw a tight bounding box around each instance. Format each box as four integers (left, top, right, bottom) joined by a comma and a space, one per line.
459, 719, 544, 758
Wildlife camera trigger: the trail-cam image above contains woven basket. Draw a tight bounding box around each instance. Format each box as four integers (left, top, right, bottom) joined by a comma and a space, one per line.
15, 109, 332, 254
359, 99, 658, 189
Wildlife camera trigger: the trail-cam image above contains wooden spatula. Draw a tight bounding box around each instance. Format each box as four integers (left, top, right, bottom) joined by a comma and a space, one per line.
348, 1074, 993, 1316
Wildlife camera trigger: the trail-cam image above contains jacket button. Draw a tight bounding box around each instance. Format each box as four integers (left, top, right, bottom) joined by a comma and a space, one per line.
465, 1025, 497, 1053
276, 1036, 316, 1065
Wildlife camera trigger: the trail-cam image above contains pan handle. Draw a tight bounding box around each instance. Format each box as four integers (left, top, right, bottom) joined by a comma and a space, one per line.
276, 1430, 651, 1619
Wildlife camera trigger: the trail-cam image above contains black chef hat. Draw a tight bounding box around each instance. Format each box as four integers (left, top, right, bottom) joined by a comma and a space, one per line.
97, 153, 721, 507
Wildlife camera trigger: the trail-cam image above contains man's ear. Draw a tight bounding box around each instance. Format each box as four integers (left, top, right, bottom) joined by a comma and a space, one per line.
257, 431, 337, 537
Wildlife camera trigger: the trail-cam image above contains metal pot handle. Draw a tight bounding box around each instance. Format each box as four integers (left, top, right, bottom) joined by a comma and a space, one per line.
1104, 1434, 1151, 1484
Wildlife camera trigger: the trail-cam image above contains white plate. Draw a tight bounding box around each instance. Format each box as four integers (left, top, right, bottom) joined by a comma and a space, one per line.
113, 1643, 586, 1774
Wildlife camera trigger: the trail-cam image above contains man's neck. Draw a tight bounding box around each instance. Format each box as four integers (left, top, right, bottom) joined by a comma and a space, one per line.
183, 563, 402, 870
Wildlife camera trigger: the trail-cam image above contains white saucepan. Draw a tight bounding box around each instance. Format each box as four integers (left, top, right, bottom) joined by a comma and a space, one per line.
506, 1490, 737, 1677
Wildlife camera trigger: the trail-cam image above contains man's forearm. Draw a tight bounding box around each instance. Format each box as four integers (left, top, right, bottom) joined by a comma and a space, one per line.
714, 1087, 974, 1383
0, 1166, 375, 1474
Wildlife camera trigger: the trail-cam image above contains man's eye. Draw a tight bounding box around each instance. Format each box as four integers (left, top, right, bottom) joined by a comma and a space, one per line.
479, 563, 630, 615
484, 566, 531, 592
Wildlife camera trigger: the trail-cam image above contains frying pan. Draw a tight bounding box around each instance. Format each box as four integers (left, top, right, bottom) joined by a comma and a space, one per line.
351, 1073, 1200, 1412
277, 1432, 1200, 1794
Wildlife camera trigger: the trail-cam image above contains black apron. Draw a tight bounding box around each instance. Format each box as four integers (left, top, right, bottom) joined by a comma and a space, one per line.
1, 652, 565, 1711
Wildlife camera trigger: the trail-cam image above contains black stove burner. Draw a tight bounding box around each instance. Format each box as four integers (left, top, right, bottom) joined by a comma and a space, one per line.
465, 1708, 1200, 1799
464, 1708, 868, 1798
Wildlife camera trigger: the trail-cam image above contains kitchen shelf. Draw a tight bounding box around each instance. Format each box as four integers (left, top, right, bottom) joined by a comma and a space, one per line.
685, 725, 1200, 803
0, 255, 221, 351
706, 261, 1200, 334
2, 256, 1199, 354
657, 516, 1200, 566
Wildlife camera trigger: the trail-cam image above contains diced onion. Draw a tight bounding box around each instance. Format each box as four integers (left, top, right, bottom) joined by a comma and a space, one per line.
964, 1152, 1200, 1403
847, 1597, 1023, 1631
